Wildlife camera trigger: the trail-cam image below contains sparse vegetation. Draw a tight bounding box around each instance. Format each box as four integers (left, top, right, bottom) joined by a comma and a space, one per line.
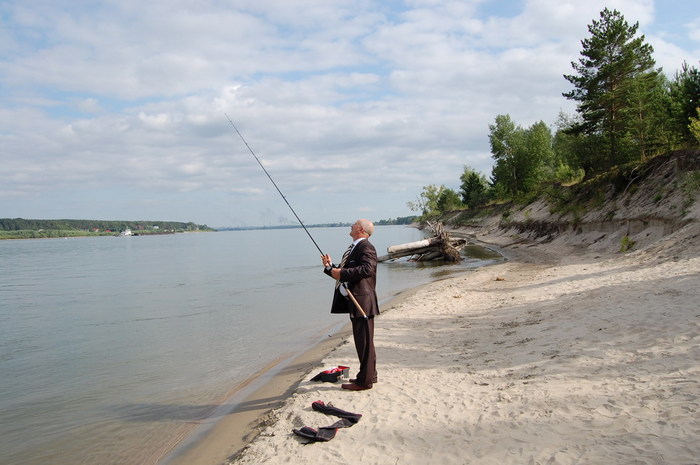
680, 170, 700, 213
681, 171, 700, 197
620, 235, 636, 252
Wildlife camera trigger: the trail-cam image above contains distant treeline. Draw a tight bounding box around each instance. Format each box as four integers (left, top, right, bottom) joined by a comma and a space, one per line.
375, 216, 417, 226
219, 216, 417, 231
0, 218, 215, 240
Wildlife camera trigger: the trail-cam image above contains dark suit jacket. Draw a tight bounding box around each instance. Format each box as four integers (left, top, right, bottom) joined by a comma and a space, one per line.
323, 239, 379, 318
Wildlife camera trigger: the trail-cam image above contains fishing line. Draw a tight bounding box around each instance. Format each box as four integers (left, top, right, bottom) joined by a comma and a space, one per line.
224, 113, 325, 255
225, 114, 368, 319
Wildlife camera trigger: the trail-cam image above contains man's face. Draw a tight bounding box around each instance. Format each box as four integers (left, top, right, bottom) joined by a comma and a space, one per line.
349, 221, 364, 239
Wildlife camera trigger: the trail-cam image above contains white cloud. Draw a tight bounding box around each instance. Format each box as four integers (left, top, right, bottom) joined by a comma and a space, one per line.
0, 0, 697, 226
686, 17, 700, 42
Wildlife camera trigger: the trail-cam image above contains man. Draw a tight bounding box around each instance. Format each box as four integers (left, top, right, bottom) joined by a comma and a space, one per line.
322, 219, 379, 391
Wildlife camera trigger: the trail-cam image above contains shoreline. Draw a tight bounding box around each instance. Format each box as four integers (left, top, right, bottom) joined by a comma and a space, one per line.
159, 274, 446, 465
159, 323, 353, 465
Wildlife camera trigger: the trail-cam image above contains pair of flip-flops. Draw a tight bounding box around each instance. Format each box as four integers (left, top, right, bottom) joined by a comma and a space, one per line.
292, 401, 362, 443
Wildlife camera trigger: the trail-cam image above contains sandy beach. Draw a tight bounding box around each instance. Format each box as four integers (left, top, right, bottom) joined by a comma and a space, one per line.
166, 197, 700, 465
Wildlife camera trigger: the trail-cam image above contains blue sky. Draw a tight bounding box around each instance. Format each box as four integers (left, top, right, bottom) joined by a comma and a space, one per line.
1, 0, 698, 228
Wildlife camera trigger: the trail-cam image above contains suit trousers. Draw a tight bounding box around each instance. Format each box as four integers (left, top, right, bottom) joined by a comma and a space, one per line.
351, 315, 377, 387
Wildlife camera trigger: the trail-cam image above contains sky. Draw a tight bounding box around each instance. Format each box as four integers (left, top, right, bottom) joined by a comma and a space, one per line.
1, 0, 698, 228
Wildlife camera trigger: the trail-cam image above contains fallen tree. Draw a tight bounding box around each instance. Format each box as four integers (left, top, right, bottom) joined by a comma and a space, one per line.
378, 222, 466, 262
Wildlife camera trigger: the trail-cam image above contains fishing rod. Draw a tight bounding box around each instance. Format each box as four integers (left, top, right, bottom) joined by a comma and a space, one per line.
224, 113, 324, 256
225, 114, 367, 318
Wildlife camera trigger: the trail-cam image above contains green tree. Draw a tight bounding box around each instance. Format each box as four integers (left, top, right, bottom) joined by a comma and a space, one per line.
436, 187, 463, 212
627, 70, 673, 158
407, 184, 446, 217
522, 120, 555, 190
563, 8, 659, 171
408, 185, 464, 218
668, 62, 700, 147
553, 112, 582, 170
690, 108, 700, 144
489, 115, 556, 197
489, 114, 525, 197
459, 166, 490, 207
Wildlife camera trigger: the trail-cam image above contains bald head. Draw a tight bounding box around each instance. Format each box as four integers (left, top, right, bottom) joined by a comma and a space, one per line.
350, 218, 374, 240
357, 219, 374, 237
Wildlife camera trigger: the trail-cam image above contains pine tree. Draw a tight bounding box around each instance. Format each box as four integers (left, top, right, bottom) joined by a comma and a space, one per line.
669, 62, 700, 147
459, 166, 490, 207
563, 8, 659, 172
627, 70, 671, 158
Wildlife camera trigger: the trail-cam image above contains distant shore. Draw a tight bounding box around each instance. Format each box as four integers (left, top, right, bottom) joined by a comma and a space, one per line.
0, 218, 418, 240
0, 229, 212, 240
0, 218, 215, 240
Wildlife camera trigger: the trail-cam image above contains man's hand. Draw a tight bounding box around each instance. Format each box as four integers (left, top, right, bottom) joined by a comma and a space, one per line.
330, 267, 342, 280
321, 253, 333, 268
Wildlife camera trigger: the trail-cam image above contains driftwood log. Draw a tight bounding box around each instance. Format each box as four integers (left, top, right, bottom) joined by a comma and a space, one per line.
378, 222, 466, 262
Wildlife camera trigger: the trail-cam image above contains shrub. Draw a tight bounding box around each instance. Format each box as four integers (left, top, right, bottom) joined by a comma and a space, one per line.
619, 235, 636, 252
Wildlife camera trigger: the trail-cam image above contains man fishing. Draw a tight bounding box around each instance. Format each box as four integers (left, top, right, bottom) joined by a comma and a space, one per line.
322, 219, 379, 391
225, 116, 379, 390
